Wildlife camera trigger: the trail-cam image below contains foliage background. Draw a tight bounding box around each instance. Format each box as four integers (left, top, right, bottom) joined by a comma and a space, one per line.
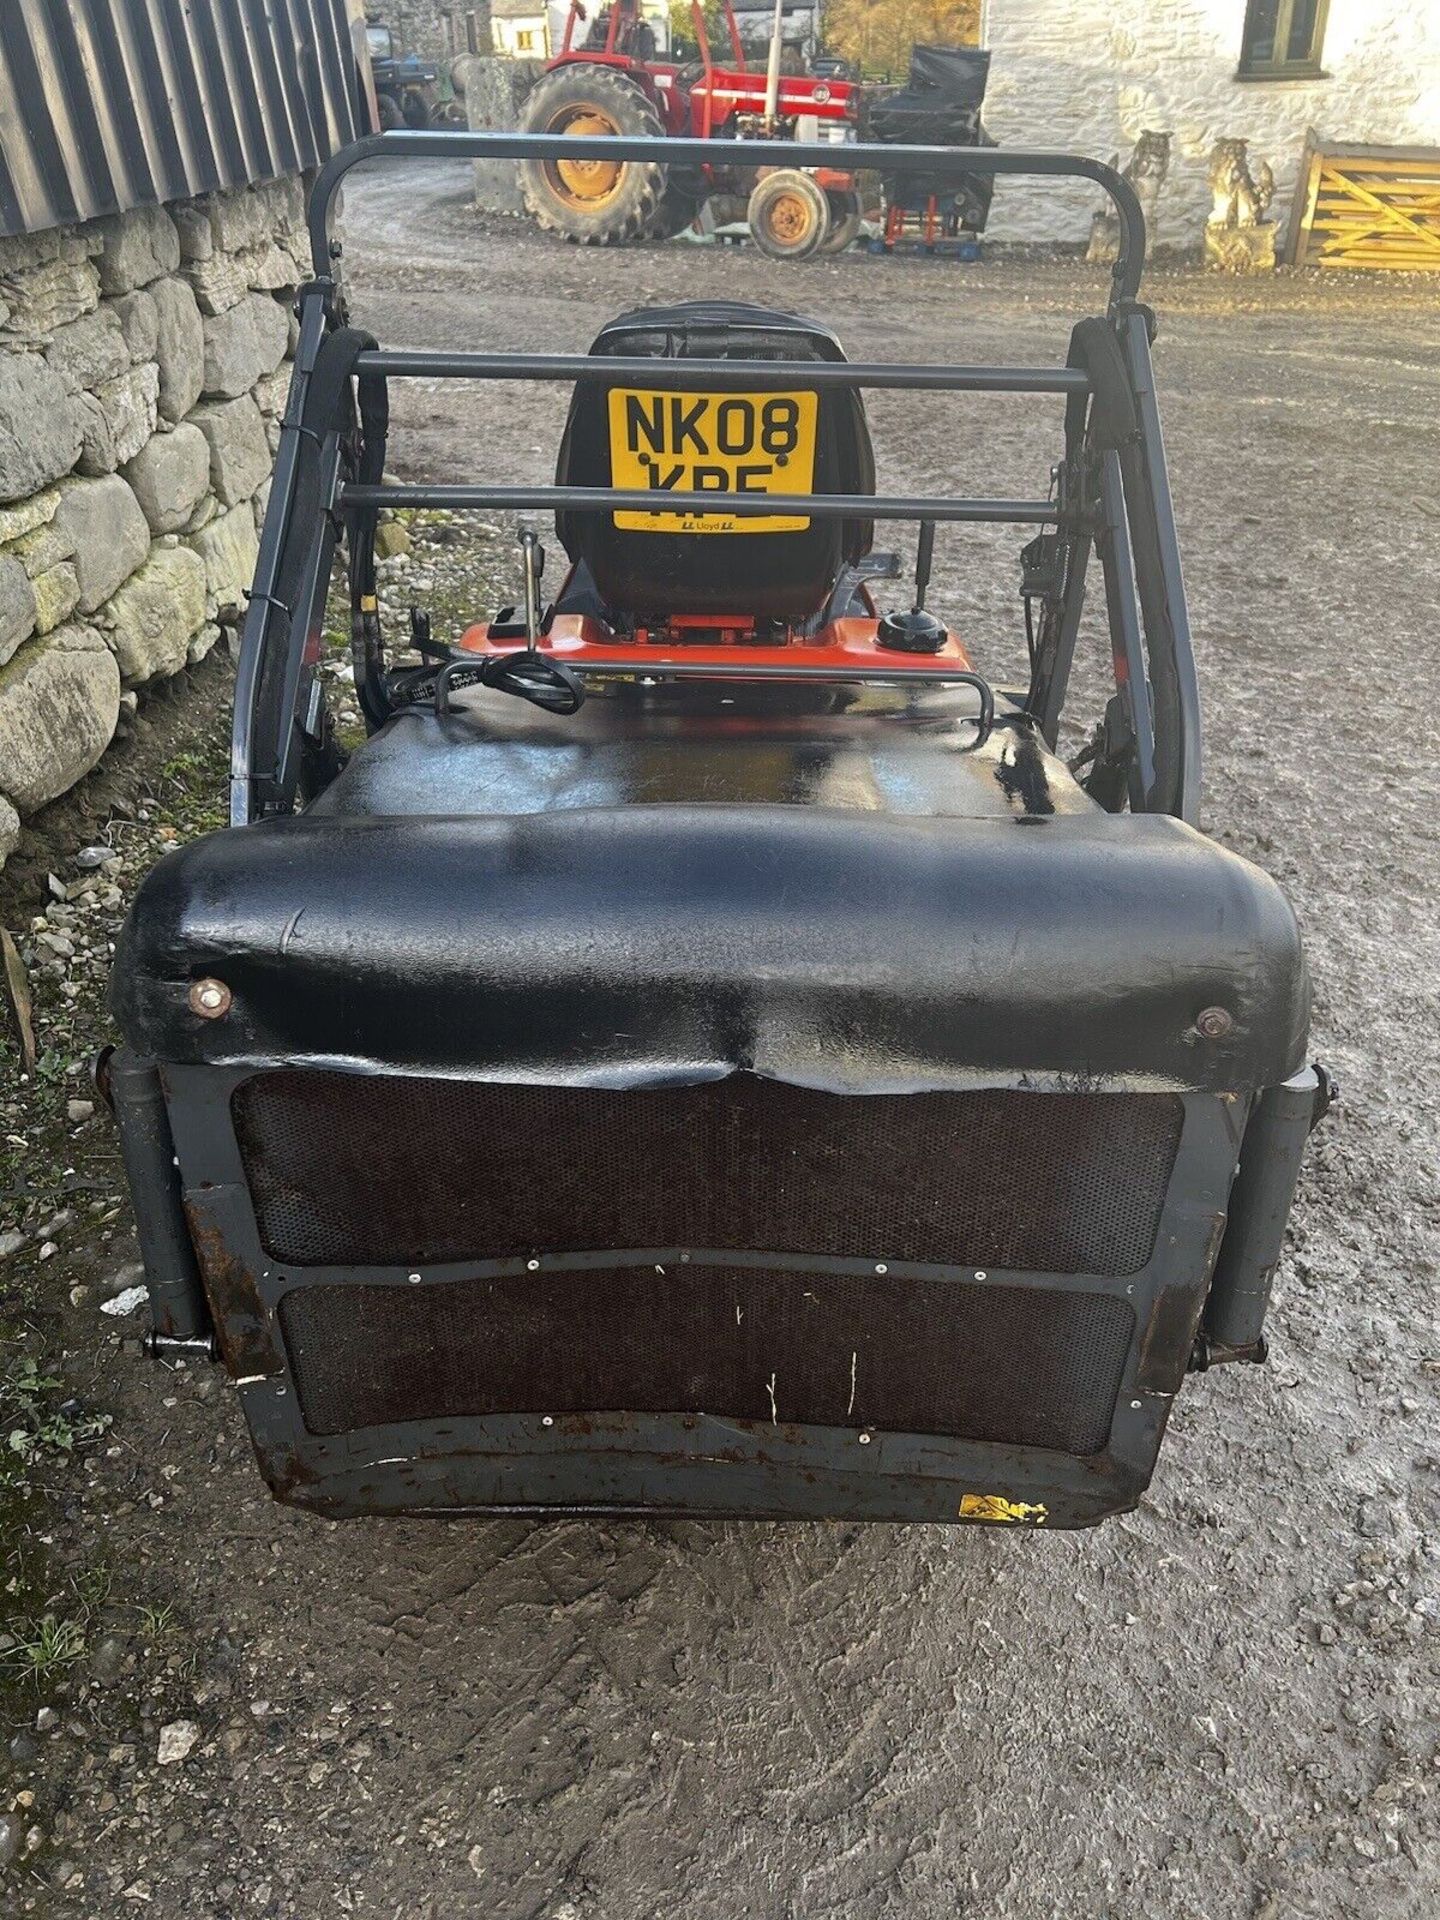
823, 0, 981, 79
666, 1, 981, 77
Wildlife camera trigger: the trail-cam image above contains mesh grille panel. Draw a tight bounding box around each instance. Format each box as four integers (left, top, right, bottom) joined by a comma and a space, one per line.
279, 1266, 1136, 1454
233, 1073, 1182, 1277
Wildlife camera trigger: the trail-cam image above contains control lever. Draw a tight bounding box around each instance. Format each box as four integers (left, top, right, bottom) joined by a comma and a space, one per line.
520, 527, 545, 647
913, 519, 935, 611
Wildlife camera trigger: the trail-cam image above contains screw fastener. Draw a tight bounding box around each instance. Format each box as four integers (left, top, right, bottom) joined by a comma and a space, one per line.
188, 977, 232, 1019
1195, 1005, 1233, 1040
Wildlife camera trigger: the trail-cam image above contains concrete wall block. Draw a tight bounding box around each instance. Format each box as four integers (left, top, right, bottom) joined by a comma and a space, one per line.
44, 305, 130, 393
0, 354, 83, 503
98, 544, 207, 683
151, 276, 205, 424
110, 288, 160, 364
97, 203, 182, 295
186, 500, 260, 620
189, 395, 271, 508
0, 254, 101, 338
76, 362, 160, 476
0, 623, 119, 814
123, 420, 212, 534
32, 560, 81, 635
52, 474, 152, 613
0, 553, 37, 667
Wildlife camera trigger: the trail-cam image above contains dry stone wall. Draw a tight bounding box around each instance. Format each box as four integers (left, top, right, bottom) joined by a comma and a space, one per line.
0, 175, 309, 868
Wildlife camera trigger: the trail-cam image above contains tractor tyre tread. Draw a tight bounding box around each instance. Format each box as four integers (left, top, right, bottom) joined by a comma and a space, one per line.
519, 66, 667, 246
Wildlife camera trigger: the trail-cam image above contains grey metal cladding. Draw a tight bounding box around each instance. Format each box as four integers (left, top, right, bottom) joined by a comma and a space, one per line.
0, 0, 372, 238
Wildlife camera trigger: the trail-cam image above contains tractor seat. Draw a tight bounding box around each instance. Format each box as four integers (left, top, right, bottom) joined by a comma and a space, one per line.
554, 301, 876, 626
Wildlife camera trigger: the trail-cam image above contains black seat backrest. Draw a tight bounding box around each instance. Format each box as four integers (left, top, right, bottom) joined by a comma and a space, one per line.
555, 301, 875, 624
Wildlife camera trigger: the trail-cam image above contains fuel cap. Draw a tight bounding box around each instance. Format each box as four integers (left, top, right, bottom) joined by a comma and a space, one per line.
877, 608, 948, 654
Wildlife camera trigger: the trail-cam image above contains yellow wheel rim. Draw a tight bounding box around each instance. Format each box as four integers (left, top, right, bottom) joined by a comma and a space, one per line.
765, 189, 814, 247
545, 106, 626, 209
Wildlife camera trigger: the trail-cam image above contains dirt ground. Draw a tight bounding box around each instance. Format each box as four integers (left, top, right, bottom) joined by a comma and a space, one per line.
2, 160, 1438, 1918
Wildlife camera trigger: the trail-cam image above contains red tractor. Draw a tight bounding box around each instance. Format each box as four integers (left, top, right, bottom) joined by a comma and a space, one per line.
519, 0, 865, 256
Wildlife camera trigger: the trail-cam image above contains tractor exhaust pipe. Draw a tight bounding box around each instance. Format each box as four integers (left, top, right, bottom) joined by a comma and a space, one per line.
763, 0, 784, 127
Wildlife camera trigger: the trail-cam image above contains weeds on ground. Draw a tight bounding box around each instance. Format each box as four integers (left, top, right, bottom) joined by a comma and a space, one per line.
2, 1609, 88, 1682
1, 677, 232, 1707
2, 1356, 112, 1473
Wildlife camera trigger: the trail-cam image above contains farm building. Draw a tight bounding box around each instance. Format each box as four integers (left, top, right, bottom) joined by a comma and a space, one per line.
979, 0, 1440, 255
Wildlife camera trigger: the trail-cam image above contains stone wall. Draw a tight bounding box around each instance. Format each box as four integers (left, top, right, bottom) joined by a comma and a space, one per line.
980, 0, 1440, 248
374, 2, 493, 65
460, 54, 546, 212
0, 178, 309, 869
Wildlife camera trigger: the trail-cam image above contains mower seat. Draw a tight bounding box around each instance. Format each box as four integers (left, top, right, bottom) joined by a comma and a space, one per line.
553, 301, 876, 625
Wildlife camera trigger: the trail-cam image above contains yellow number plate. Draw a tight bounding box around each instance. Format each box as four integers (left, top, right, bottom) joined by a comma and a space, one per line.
606, 387, 818, 534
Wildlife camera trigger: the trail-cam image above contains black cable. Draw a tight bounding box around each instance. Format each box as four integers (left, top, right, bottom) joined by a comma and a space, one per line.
395, 648, 585, 717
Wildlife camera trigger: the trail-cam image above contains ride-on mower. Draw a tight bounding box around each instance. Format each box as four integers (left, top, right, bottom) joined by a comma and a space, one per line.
519, 0, 865, 255
105, 131, 1329, 1529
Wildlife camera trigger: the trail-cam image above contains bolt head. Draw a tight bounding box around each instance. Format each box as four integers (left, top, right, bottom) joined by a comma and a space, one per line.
1195, 1005, 1233, 1041
188, 977, 232, 1019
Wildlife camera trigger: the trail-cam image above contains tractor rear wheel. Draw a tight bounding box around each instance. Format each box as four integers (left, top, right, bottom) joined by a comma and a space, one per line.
647, 169, 707, 239
519, 65, 666, 245
818, 189, 864, 255
747, 170, 828, 261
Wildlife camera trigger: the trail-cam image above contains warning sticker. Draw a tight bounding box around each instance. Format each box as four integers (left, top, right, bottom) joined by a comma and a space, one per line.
606, 387, 818, 534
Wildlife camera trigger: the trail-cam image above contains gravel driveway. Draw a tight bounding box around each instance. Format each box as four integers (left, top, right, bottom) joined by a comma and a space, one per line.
2, 159, 1437, 1918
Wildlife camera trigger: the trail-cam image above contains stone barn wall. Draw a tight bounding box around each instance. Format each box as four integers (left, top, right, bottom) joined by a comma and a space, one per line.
979, 0, 1440, 249
0, 178, 311, 870
373, 2, 494, 64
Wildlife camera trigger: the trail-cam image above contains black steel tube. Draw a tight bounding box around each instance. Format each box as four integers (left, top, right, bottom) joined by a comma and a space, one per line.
108, 1050, 212, 1347
339, 483, 1058, 524
1202, 1068, 1320, 1360
1097, 452, 1157, 808
232, 286, 329, 827
310, 132, 1148, 306
1117, 308, 1202, 823
474, 658, 994, 723
354, 351, 1092, 395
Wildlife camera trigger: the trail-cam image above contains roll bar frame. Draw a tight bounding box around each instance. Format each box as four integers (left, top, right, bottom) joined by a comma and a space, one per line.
232, 132, 1199, 828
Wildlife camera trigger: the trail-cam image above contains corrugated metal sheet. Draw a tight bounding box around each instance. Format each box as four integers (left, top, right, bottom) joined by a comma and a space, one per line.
0, 0, 375, 238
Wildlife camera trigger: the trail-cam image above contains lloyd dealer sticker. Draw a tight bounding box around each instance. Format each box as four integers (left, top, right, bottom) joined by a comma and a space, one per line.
607, 387, 819, 534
